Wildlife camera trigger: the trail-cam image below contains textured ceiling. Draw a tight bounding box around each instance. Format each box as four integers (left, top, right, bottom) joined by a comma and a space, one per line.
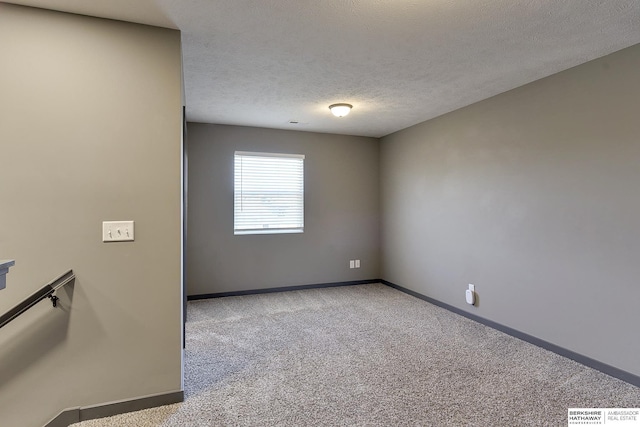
6, 0, 640, 137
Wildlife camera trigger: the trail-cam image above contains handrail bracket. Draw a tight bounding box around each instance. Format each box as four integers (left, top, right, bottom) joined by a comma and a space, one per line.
48, 294, 59, 308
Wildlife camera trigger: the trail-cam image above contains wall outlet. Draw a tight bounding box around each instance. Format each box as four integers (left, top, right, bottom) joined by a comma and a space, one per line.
466, 284, 476, 305
349, 260, 355, 269
103, 221, 135, 242
355, 260, 360, 268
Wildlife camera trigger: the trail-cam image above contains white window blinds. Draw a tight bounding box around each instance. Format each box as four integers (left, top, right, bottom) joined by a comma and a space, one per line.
234, 151, 305, 235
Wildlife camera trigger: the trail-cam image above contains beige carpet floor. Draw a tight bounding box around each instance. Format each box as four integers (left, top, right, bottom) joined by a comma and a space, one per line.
71, 283, 640, 426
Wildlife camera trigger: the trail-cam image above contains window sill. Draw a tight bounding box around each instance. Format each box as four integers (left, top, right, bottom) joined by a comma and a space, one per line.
234, 229, 304, 236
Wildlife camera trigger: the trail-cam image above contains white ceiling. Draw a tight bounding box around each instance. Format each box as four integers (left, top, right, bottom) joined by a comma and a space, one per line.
6, 0, 640, 137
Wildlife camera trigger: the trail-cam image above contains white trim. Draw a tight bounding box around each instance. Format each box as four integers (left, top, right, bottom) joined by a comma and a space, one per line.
235, 151, 305, 159
234, 228, 304, 235
234, 151, 305, 235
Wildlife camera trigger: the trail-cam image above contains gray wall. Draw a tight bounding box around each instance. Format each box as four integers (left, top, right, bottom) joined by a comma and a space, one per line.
187, 123, 379, 295
0, 5, 183, 426
380, 44, 640, 376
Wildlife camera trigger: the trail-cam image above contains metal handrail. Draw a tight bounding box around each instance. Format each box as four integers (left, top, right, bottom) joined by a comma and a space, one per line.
0, 270, 75, 329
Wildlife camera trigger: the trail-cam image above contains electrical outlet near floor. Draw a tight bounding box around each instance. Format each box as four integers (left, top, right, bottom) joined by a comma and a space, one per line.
466, 283, 476, 305
349, 260, 361, 269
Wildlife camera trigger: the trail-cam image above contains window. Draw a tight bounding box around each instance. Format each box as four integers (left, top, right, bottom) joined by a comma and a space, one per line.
234, 151, 304, 235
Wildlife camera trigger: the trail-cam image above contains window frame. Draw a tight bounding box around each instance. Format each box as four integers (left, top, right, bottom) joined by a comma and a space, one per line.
233, 150, 305, 235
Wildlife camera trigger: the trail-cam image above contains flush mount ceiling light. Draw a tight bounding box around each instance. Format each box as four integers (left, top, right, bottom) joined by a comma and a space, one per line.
329, 103, 352, 117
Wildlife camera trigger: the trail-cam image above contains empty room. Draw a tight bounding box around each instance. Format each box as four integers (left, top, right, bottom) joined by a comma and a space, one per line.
1, 1, 639, 426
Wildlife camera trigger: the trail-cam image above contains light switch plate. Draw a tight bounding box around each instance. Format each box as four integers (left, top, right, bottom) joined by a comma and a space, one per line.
103, 221, 135, 242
